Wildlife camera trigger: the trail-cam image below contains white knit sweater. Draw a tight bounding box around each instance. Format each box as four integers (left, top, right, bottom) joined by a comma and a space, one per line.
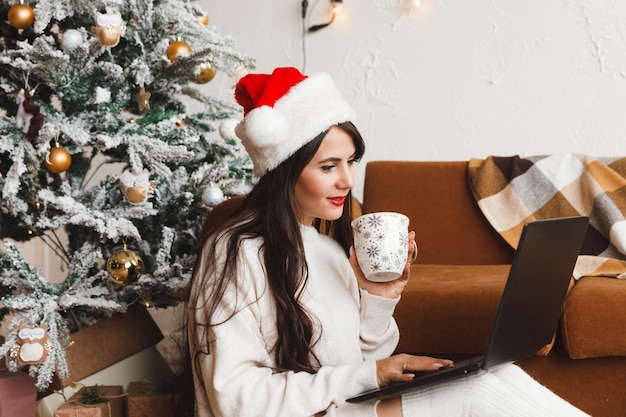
190, 225, 400, 417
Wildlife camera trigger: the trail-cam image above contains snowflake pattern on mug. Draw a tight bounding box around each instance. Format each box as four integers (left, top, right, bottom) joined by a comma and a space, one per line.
352, 212, 409, 282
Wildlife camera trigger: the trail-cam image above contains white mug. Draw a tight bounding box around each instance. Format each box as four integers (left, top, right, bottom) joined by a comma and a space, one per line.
351, 212, 410, 282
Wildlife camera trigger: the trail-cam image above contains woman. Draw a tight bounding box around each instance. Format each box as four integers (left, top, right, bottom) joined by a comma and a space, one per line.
184, 67, 589, 417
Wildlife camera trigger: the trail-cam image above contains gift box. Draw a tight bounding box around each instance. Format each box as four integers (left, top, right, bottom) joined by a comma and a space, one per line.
43, 304, 163, 393
0, 370, 37, 417
125, 381, 173, 417
54, 385, 124, 417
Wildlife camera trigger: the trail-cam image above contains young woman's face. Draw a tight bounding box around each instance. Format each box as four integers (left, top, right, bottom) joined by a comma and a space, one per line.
294, 126, 358, 225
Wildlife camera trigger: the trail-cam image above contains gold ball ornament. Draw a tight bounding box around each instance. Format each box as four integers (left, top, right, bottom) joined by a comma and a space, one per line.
166, 39, 192, 62
8, 3, 35, 30
44, 146, 72, 173
107, 246, 144, 285
190, 62, 217, 84
198, 15, 209, 25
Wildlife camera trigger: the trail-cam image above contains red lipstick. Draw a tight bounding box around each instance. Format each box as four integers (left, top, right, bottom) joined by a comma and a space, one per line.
328, 196, 346, 207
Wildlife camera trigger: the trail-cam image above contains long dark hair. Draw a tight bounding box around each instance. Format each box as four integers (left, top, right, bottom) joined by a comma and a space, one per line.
173, 122, 365, 416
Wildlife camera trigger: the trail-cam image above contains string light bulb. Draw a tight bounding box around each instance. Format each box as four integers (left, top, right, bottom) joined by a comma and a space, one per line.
412, 0, 422, 6
332, 0, 343, 14
308, 0, 343, 32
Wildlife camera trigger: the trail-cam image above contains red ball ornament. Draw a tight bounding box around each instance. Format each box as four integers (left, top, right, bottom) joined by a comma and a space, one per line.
45, 146, 72, 173
8, 2, 35, 30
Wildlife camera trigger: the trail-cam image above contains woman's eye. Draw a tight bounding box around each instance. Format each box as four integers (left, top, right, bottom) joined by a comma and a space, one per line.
321, 165, 334, 172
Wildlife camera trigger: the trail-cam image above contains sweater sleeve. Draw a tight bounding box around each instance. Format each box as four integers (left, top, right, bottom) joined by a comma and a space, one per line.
192, 241, 380, 417
359, 289, 400, 360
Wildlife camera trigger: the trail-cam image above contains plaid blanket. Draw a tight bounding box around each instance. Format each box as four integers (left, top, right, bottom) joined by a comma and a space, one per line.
467, 154, 626, 279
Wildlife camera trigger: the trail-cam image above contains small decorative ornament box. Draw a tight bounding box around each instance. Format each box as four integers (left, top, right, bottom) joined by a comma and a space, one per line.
54, 385, 124, 417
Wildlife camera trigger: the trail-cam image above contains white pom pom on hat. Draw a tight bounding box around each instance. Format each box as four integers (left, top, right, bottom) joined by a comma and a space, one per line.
234, 67, 356, 176
239, 105, 289, 147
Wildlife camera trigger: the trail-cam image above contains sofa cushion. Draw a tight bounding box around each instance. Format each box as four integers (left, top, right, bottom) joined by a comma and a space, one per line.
395, 264, 509, 355
562, 276, 626, 359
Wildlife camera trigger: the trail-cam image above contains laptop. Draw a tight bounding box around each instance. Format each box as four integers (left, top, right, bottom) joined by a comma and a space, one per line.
347, 216, 589, 403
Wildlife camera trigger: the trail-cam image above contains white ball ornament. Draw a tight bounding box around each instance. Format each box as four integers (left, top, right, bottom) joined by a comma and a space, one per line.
219, 118, 239, 142
202, 186, 225, 208
61, 29, 83, 49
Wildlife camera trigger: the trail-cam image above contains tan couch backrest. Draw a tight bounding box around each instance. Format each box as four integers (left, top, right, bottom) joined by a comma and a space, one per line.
361, 161, 513, 265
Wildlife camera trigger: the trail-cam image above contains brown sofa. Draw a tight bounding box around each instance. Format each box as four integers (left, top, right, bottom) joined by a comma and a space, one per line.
203, 160, 626, 416
363, 161, 626, 417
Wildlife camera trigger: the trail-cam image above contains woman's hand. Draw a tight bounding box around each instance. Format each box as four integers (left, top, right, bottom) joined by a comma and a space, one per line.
375, 353, 454, 387
350, 231, 418, 299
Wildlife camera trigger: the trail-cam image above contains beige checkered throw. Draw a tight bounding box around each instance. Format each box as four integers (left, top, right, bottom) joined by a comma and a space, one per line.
468, 154, 626, 279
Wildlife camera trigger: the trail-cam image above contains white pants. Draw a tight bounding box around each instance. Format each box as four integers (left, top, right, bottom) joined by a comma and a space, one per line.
401, 363, 590, 417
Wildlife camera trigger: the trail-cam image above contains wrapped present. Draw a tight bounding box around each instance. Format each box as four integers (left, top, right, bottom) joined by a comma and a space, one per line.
125, 381, 173, 417
54, 385, 124, 417
0, 370, 37, 417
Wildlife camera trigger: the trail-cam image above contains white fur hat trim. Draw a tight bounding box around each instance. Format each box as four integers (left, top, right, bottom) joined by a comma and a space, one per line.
235, 73, 356, 176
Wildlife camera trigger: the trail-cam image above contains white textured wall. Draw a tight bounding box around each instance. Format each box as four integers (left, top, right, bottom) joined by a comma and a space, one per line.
200, 0, 626, 200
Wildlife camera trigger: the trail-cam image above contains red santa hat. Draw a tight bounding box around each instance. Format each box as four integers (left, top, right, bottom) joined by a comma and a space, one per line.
234, 67, 356, 176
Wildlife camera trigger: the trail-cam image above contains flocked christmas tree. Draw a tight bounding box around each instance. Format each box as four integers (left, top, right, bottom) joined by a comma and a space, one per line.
0, 0, 255, 390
